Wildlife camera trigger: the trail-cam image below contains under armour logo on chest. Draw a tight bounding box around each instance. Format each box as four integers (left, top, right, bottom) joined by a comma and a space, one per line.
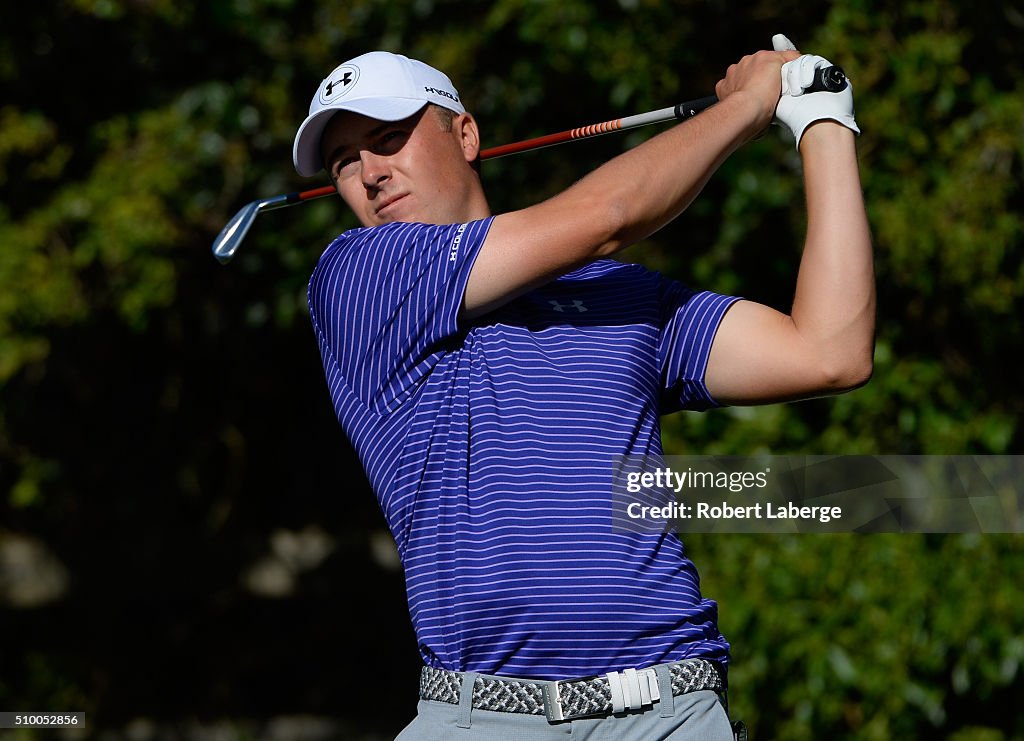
549, 299, 588, 313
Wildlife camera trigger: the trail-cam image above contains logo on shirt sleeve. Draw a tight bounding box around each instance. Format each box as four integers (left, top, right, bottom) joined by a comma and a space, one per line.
449, 223, 467, 262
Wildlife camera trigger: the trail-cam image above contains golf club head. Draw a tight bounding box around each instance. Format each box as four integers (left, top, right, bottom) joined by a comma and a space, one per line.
213, 200, 262, 264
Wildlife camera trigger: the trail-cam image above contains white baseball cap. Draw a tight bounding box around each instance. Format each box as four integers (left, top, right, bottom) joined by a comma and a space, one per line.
292, 51, 466, 176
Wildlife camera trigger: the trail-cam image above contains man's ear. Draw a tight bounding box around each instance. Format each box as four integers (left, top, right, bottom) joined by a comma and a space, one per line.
455, 113, 481, 164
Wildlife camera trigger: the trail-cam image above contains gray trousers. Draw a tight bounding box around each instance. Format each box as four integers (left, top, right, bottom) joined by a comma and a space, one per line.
395, 688, 735, 740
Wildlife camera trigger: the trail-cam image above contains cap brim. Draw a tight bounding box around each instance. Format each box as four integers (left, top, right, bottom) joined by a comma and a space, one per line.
292, 98, 428, 177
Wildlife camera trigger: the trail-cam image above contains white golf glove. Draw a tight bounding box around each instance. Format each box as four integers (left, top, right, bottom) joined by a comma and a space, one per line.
772, 33, 860, 149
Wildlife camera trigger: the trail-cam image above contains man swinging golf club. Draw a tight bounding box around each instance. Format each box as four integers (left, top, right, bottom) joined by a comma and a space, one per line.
293, 33, 873, 740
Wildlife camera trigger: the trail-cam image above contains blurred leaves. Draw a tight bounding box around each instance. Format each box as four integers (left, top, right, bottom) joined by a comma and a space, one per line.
689, 532, 1024, 739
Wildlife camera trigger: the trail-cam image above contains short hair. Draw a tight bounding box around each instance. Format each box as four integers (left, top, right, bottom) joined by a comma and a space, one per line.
429, 104, 480, 173
430, 104, 456, 132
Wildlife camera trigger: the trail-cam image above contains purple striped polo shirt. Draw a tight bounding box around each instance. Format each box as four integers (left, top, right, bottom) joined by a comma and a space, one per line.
307, 218, 738, 680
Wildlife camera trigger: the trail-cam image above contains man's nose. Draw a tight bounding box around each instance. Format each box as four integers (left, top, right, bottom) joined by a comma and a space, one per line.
360, 150, 390, 188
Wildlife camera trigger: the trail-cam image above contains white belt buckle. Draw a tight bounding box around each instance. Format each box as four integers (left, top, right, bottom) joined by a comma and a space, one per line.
607, 667, 661, 714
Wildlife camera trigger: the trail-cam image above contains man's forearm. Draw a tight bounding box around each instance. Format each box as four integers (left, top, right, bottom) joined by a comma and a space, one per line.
790, 123, 875, 386
572, 91, 766, 256
465, 91, 770, 318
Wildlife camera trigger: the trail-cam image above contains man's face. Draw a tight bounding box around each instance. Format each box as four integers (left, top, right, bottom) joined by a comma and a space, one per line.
320, 105, 480, 227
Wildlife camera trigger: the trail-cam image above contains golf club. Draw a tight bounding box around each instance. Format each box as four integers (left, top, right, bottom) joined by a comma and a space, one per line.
212, 66, 846, 264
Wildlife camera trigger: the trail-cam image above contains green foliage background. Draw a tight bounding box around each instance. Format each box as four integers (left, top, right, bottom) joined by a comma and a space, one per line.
1, 0, 1021, 738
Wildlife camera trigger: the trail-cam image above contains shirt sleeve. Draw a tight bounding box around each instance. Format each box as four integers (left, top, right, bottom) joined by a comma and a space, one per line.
307, 218, 493, 413
657, 278, 741, 413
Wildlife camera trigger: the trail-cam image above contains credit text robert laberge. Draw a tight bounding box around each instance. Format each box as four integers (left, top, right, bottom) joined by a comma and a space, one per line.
623, 467, 843, 523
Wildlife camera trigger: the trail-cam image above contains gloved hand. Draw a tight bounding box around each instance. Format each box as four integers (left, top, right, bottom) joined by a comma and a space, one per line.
772, 33, 860, 150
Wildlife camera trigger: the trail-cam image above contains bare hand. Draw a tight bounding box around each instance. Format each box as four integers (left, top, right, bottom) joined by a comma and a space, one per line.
715, 48, 801, 133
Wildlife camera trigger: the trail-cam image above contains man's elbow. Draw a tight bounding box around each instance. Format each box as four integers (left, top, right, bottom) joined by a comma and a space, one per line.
822, 350, 874, 393
592, 194, 633, 257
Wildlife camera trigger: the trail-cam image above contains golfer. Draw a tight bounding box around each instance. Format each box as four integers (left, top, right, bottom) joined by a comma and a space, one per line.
292, 35, 873, 740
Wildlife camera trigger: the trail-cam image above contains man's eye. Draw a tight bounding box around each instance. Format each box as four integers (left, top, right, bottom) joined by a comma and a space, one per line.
377, 130, 407, 152
332, 157, 357, 178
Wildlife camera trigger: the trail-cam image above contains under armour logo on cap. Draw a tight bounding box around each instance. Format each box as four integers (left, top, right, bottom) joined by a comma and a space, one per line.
319, 65, 360, 104
324, 72, 352, 97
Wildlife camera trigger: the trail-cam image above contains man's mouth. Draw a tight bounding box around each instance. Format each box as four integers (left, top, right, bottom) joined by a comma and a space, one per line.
375, 193, 407, 218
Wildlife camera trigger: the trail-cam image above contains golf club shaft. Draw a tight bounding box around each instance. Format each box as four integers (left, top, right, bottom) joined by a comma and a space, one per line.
267, 96, 721, 209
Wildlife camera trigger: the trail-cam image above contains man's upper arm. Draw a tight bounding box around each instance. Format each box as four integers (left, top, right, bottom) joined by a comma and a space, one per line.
704, 299, 854, 405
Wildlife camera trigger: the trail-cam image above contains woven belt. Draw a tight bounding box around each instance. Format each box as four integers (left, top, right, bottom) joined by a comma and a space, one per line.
420, 658, 724, 722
